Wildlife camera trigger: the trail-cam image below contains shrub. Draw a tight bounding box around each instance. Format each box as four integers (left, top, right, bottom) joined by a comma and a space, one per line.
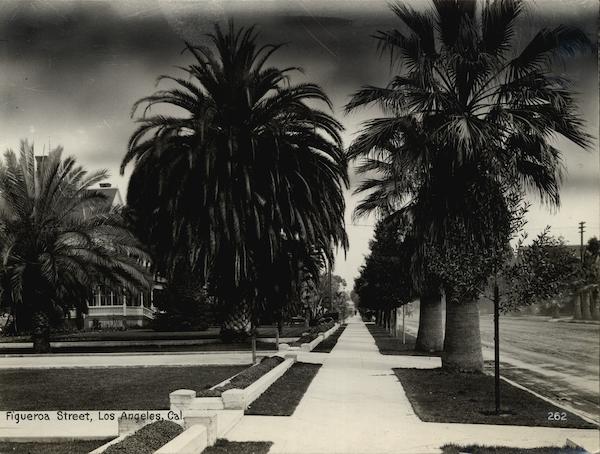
197, 356, 285, 397
103, 420, 183, 454
290, 321, 335, 347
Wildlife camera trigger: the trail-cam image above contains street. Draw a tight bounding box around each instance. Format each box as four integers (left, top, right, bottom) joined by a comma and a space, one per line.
403, 313, 600, 423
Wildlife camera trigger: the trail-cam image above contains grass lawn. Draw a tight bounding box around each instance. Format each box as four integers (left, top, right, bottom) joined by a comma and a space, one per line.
202, 439, 272, 454
394, 368, 596, 429
0, 365, 246, 410
366, 323, 441, 356
0, 440, 106, 454
441, 444, 587, 453
245, 362, 321, 416
312, 325, 347, 353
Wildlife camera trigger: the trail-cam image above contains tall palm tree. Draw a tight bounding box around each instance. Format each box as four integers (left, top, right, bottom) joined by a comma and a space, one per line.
347, 0, 591, 371
0, 142, 151, 352
122, 23, 348, 335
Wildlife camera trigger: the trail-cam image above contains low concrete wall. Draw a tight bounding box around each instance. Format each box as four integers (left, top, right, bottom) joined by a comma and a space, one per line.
222, 354, 296, 409
172, 353, 297, 413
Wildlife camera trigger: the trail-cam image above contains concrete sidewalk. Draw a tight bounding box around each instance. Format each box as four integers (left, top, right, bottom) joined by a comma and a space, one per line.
0, 351, 261, 369
225, 316, 599, 454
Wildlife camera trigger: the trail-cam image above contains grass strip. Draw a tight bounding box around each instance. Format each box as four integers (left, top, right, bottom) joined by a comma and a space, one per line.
197, 356, 284, 397
366, 323, 441, 356
245, 362, 321, 415
202, 439, 272, 454
0, 365, 246, 411
312, 324, 347, 353
0, 440, 105, 454
103, 420, 182, 454
441, 444, 586, 453
394, 368, 596, 428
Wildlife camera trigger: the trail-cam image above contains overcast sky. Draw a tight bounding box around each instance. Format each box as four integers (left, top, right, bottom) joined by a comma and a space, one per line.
0, 0, 598, 287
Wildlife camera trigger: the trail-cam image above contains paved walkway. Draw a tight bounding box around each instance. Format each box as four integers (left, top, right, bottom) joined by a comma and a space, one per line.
0, 351, 260, 369
226, 316, 599, 454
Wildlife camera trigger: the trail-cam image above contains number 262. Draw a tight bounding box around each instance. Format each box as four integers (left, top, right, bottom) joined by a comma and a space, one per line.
547, 412, 566, 421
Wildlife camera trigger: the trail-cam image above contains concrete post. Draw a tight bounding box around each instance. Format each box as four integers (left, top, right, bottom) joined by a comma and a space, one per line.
170, 389, 197, 413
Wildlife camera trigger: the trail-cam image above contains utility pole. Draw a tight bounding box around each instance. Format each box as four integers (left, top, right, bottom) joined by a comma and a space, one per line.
329, 263, 333, 313
494, 274, 501, 414
579, 221, 586, 263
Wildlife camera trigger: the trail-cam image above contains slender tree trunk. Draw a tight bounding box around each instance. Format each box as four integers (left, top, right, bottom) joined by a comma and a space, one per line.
32, 311, 51, 353
416, 292, 443, 352
551, 301, 560, 319
442, 292, 483, 373
581, 290, 592, 320
573, 292, 582, 320
591, 288, 600, 321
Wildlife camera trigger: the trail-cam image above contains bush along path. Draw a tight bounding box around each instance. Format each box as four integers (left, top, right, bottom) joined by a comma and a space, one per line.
312, 324, 347, 353
245, 362, 322, 415
197, 356, 284, 397
201, 439, 273, 454
103, 421, 182, 454
289, 321, 336, 347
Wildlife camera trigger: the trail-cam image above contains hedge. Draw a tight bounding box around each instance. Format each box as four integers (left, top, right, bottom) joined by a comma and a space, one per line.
197, 356, 285, 397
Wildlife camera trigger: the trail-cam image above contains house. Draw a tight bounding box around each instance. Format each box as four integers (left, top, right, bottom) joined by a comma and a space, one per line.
77, 182, 164, 329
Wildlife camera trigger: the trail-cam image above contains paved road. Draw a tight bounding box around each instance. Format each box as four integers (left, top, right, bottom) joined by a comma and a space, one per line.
403, 314, 600, 423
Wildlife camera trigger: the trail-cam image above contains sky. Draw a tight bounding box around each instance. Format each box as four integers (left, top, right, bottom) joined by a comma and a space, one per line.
0, 0, 598, 287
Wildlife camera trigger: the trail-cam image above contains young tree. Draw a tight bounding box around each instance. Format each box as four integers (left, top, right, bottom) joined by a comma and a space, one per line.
505, 228, 582, 318
0, 142, 151, 352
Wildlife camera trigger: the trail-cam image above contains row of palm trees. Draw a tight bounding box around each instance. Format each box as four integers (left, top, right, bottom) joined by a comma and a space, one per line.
0, 1, 591, 362
348, 0, 592, 371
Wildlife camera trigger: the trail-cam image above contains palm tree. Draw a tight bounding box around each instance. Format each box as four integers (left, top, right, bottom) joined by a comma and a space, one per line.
122, 23, 348, 336
347, 0, 591, 371
0, 141, 152, 352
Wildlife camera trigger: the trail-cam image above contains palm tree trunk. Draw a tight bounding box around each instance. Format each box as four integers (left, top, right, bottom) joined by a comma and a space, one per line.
220, 304, 252, 342
416, 292, 443, 352
442, 291, 483, 373
581, 290, 592, 320
32, 311, 51, 353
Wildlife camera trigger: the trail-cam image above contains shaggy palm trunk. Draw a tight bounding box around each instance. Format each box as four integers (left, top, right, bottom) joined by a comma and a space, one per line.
220, 305, 252, 342
32, 311, 51, 353
442, 293, 483, 373
581, 290, 592, 320
415, 292, 443, 353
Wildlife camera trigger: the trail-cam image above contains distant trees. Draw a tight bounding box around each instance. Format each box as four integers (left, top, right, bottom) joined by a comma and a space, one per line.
354, 217, 412, 332
0, 142, 151, 352
122, 23, 347, 337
